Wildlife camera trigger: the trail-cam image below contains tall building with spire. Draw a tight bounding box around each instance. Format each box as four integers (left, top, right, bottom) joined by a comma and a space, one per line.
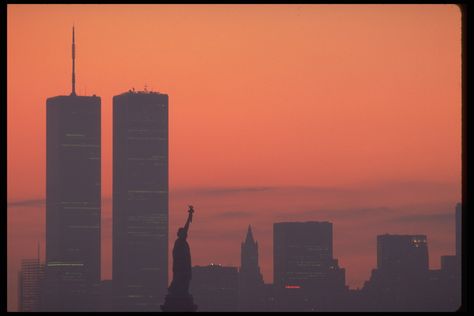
43, 27, 101, 311
239, 225, 264, 311
240, 225, 264, 287
112, 89, 169, 311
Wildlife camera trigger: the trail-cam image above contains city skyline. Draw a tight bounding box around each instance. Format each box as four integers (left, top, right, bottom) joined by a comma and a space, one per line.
7, 4, 461, 311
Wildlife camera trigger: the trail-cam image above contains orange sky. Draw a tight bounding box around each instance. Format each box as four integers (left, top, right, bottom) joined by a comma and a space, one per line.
7, 4, 461, 311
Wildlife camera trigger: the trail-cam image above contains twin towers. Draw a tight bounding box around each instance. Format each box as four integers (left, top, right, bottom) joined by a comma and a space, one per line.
44, 27, 169, 311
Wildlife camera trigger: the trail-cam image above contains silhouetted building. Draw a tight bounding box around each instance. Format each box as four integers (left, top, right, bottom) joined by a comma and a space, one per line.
455, 203, 461, 259
273, 222, 346, 311
96, 280, 115, 311
439, 255, 461, 310
362, 234, 431, 311
432, 203, 462, 310
18, 259, 45, 312
273, 222, 345, 290
455, 202, 462, 307
191, 264, 239, 311
43, 27, 101, 311
112, 89, 169, 311
377, 234, 428, 274
260, 283, 278, 312
238, 225, 264, 311
455, 203, 462, 286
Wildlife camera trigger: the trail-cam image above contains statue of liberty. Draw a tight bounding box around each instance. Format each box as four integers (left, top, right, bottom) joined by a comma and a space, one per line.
161, 206, 198, 312
169, 205, 194, 295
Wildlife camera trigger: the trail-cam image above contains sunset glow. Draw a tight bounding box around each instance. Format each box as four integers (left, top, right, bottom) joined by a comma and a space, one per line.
7, 4, 461, 311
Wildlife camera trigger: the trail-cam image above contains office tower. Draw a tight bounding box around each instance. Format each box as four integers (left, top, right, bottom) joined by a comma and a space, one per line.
273, 222, 345, 290
362, 234, 430, 311
97, 280, 115, 311
112, 89, 169, 311
239, 225, 264, 311
18, 259, 45, 312
44, 27, 101, 311
455, 203, 461, 259
441, 255, 457, 274
377, 234, 429, 274
191, 264, 239, 311
273, 222, 346, 311
454, 202, 462, 308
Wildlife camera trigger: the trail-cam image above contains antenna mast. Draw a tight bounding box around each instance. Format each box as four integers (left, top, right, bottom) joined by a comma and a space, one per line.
72, 26, 76, 96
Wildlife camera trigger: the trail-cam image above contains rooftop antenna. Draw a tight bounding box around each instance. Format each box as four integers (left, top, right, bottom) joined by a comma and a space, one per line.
71, 25, 76, 96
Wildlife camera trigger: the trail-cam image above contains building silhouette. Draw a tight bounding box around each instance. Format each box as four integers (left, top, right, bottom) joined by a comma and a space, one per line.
43, 27, 101, 311
455, 202, 462, 288
456, 202, 461, 260
191, 264, 239, 311
273, 221, 346, 311
18, 259, 45, 312
377, 234, 429, 273
362, 234, 431, 311
455, 202, 462, 306
112, 89, 169, 311
238, 225, 264, 311
431, 202, 462, 310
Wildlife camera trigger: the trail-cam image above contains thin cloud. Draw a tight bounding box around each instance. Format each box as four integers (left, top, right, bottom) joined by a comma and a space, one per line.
8, 197, 112, 209
8, 199, 45, 208
391, 212, 454, 223
172, 185, 354, 198
173, 186, 272, 197
275, 207, 393, 219
211, 210, 252, 219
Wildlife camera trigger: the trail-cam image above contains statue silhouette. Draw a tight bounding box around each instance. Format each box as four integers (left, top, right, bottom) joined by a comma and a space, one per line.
169, 205, 194, 295
161, 206, 198, 312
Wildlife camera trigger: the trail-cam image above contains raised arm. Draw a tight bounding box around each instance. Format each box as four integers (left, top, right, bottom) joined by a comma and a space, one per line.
183, 205, 194, 234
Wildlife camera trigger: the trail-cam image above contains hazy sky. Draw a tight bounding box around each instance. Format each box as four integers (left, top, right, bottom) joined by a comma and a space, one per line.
7, 4, 461, 311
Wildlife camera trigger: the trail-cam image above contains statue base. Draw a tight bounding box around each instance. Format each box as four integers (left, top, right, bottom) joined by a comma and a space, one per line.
161, 293, 197, 312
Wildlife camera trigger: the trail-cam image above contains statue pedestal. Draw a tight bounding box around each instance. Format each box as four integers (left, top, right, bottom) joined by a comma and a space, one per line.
161, 293, 197, 312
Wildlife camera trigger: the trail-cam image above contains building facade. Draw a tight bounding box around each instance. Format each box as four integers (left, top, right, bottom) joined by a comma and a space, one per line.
44, 94, 101, 311
273, 221, 345, 290
362, 234, 431, 311
112, 90, 169, 311
19, 259, 45, 312
377, 234, 429, 274
273, 221, 346, 311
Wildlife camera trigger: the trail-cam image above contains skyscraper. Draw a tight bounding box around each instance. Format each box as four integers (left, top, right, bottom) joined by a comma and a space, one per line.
362, 234, 431, 311
377, 234, 429, 274
273, 221, 346, 311
454, 202, 462, 307
18, 259, 45, 312
239, 225, 264, 311
44, 27, 101, 311
455, 203, 461, 260
273, 221, 345, 290
112, 89, 169, 311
